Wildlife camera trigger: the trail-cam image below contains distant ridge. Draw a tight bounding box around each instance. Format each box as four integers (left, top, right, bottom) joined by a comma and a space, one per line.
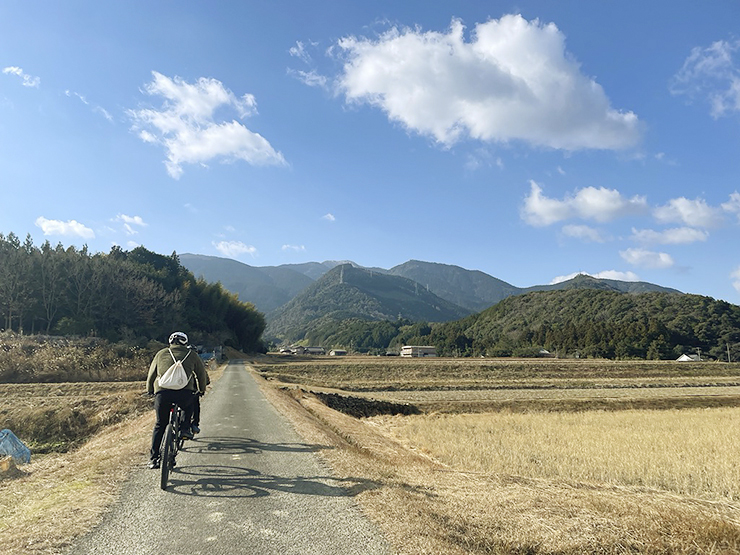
179, 254, 313, 313
179, 254, 683, 323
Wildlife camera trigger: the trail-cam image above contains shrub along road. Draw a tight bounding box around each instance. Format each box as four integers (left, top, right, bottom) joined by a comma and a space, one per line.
66, 361, 390, 555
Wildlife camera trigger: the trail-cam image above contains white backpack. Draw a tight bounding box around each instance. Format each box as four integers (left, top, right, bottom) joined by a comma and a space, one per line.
158, 349, 192, 390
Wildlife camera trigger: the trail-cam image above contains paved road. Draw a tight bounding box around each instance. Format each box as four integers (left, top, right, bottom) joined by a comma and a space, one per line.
67, 361, 391, 555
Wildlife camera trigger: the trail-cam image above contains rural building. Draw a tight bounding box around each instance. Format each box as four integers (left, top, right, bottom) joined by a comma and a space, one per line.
400, 345, 437, 358
304, 347, 326, 355
676, 353, 702, 362
329, 349, 347, 356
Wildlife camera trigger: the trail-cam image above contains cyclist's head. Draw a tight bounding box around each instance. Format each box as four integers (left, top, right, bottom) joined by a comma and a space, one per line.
168, 331, 188, 345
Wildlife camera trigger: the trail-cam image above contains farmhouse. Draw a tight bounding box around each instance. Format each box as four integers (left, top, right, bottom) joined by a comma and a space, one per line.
329, 349, 347, 356
400, 345, 437, 358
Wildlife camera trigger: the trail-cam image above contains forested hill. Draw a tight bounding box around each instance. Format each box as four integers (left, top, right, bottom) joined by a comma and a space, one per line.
420, 288, 740, 360
0, 234, 265, 352
266, 264, 471, 342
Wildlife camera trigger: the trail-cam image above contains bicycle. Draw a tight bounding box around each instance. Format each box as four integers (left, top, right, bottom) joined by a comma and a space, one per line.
160, 402, 189, 490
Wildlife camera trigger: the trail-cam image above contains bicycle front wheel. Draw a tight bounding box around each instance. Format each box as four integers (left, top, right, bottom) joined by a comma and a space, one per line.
160, 423, 174, 490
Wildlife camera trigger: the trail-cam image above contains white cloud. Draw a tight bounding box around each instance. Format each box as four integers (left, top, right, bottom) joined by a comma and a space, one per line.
561, 224, 606, 243
550, 270, 640, 284
722, 191, 740, 222
732, 266, 740, 293
35, 217, 95, 239
3, 66, 40, 88
115, 214, 147, 227
630, 226, 708, 245
620, 247, 674, 269
213, 240, 257, 259
115, 214, 147, 236
333, 15, 641, 150
322, 213, 336, 222
522, 181, 647, 226
129, 71, 286, 179
282, 244, 306, 252
653, 197, 720, 228
289, 41, 313, 64
288, 69, 328, 89
670, 39, 740, 118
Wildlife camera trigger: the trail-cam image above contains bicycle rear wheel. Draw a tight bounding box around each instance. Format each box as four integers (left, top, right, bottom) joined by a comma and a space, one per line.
160, 423, 174, 490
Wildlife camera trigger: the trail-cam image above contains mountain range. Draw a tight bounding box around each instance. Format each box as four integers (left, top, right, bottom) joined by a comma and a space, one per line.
179, 254, 681, 341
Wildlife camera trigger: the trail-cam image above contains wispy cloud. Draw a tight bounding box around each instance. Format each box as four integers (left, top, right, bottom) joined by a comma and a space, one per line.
114, 214, 147, 235
653, 197, 721, 228
331, 15, 641, 150
620, 247, 674, 269
631, 226, 708, 245
213, 240, 257, 258
521, 181, 647, 227
670, 39, 740, 118
65, 90, 114, 122
561, 224, 606, 243
282, 244, 306, 252
3, 66, 40, 88
722, 191, 740, 222
128, 71, 286, 179
288, 69, 328, 89
35, 217, 95, 239
732, 266, 740, 293
322, 213, 336, 222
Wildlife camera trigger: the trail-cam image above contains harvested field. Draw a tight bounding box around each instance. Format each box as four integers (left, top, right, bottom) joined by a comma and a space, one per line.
0, 382, 150, 452
254, 356, 740, 412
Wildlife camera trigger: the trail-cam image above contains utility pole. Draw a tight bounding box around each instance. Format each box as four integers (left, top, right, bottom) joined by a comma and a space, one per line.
728, 343, 732, 363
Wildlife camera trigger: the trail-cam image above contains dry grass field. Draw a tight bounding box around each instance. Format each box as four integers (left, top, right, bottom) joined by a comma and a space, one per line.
3, 354, 740, 554
253, 355, 740, 553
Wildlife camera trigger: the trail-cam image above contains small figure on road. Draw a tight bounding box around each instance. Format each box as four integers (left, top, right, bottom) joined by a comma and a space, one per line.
146, 331, 207, 469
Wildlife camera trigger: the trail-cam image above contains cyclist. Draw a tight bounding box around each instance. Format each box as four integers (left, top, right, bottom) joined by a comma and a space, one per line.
146, 331, 207, 469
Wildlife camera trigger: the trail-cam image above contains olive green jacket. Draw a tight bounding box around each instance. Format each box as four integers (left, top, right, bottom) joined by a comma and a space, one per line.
146, 345, 208, 395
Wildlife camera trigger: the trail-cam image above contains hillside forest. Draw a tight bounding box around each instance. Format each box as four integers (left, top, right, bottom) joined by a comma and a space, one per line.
302, 289, 740, 361
0, 233, 265, 352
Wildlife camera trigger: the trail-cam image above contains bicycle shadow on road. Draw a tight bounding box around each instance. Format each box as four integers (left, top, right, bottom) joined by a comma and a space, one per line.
181, 436, 331, 456
166, 464, 381, 499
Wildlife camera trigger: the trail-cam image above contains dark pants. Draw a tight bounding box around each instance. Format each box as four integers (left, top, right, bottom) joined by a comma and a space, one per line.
192, 394, 202, 426
150, 389, 196, 460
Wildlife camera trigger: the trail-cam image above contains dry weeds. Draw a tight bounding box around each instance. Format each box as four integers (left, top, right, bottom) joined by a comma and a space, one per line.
0, 411, 153, 555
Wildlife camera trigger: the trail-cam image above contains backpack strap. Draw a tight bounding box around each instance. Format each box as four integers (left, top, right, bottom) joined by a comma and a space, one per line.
168, 348, 192, 363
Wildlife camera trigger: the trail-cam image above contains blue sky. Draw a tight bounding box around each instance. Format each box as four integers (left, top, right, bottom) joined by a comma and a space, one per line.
2, 1, 740, 303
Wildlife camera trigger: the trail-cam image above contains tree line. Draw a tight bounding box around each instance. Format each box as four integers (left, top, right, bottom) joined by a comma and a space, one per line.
0, 233, 265, 352
298, 289, 740, 361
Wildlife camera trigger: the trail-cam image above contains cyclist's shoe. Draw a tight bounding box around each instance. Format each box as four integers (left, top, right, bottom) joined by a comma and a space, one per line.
147, 458, 160, 469
191, 424, 201, 434
181, 428, 194, 440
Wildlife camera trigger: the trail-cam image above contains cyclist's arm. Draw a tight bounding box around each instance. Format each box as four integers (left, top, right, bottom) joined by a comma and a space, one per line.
146, 356, 158, 394
193, 356, 208, 395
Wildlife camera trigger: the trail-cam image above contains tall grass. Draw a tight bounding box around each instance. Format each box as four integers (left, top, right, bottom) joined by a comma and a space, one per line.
0, 332, 155, 382
377, 408, 740, 501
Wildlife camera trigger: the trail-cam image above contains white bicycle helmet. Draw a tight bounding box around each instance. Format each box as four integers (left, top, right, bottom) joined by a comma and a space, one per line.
168, 331, 188, 345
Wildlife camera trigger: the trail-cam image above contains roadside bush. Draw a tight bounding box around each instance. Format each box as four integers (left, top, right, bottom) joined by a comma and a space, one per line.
0, 332, 154, 383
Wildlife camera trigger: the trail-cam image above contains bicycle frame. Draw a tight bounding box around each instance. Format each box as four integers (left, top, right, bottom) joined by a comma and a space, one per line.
159, 403, 186, 490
